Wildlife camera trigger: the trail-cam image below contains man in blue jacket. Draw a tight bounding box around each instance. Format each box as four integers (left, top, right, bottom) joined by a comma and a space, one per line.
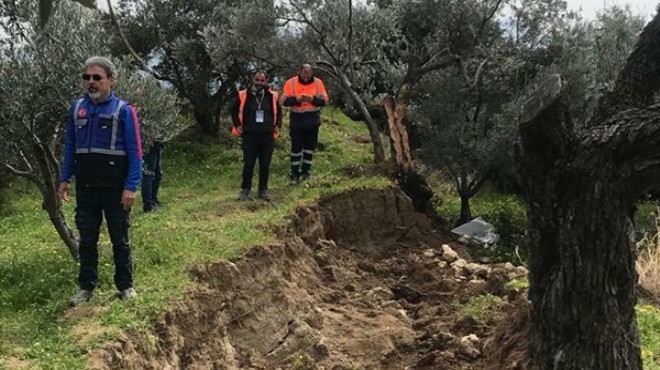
58, 56, 142, 306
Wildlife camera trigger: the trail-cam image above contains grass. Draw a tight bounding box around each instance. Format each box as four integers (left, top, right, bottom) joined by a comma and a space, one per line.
0, 107, 389, 369
450, 294, 504, 326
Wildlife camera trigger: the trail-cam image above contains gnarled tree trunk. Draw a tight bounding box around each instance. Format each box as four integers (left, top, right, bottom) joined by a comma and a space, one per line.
515, 11, 660, 368
34, 143, 79, 260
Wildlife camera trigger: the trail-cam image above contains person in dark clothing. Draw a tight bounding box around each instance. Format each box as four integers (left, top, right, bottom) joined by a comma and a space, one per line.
142, 139, 164, 212
280, 64, 329, 185
58, 56, 142, 306
231, 70, 282, 201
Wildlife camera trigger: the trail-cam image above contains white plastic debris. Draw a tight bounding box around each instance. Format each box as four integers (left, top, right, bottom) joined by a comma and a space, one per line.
450, 217, 500, 244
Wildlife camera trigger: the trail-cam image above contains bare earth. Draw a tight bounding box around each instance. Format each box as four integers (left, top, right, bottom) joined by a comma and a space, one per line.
88, 186, 529, 370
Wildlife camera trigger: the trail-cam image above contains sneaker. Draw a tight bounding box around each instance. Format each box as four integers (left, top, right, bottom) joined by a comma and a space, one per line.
68, 289, 93, 307
238, 189, 250, 201
257, 190, 271, 201
119, 287, 137, 300
288, 176, 299, 186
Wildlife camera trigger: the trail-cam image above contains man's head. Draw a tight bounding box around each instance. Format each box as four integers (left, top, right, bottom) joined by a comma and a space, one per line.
252, 70, 268, 91
82, 56, 117, 102
299, 63, 313, 82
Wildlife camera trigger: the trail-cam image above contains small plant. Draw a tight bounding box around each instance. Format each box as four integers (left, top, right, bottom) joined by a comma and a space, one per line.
293, 353, 312, 370
450, 294, 504, 325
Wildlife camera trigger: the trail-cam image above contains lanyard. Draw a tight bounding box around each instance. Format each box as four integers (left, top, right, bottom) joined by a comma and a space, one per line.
253, 90, 266, 110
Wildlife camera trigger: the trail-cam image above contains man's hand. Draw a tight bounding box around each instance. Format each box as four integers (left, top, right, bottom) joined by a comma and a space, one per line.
121, 189, 136, 211
58, 182, 71, 202
237, 125, 243, 135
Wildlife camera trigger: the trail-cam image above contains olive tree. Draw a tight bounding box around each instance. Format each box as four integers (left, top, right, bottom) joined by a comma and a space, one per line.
0, 1, 108, 259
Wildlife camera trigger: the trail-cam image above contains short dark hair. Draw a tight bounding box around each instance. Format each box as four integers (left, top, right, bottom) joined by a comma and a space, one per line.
254, 70, 268, 80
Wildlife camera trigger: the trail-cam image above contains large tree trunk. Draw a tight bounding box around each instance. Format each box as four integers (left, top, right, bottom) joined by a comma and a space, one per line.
193, 102, 220, 137
515, 12, 660, 369
336, 69, 386, 163
515, 74, 660, 370
33, 144, 79, 260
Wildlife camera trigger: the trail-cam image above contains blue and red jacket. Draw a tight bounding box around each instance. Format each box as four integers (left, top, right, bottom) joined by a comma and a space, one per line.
60, 92, 143, 191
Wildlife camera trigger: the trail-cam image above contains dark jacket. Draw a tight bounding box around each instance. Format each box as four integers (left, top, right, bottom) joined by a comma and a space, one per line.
231, 86, 282, 135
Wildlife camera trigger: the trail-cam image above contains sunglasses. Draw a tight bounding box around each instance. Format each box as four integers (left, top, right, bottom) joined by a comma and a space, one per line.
81, 73, 105, 81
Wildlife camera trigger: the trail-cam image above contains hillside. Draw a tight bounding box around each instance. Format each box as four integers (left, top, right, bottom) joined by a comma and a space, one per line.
2, 109, 660, 369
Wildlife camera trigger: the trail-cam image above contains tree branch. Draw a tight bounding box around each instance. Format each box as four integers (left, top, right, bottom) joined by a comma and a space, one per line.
418, 50, 460, 76
107, 0, 149, 70
288, 0, 342, 66
579, 105, 660, 197
5, 163, 34, 179
589, 11, 660, 126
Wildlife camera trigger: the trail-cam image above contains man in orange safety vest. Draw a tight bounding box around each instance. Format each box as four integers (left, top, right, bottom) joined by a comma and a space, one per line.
280, 64, 329, 185
231, 70, 282, 201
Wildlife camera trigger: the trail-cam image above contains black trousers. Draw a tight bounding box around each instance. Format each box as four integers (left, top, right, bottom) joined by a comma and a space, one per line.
289, 124, 319, 177
241, 133, 275, 191
141, 145, 162, 211
75, 186, 133, 291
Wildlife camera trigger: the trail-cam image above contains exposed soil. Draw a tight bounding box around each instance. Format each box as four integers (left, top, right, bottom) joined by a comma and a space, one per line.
88, 186, 529, 370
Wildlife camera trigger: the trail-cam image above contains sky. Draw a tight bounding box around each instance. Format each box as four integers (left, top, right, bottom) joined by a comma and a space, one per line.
565, 0, 658, 19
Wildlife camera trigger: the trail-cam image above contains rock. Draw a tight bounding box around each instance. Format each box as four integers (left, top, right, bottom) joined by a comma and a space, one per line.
441, 244, 459, 262
451, 258, 468, 275
516, 265, 529, 275
458, 334, 481, 359
368, 287, 394, 302
437, 261, 448, 269
423, 248, 436, 258
504, 262, 515, 271
463, 263, 491, 278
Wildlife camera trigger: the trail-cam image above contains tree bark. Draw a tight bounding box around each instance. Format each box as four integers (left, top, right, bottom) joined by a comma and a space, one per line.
516, 12, 660, 368
33, 144, 79, 260
515, 73, 653, 370
459, 194, 472, 225
193, 102, 220, 137
336, 69, 386, 163
383, 83, 413, 172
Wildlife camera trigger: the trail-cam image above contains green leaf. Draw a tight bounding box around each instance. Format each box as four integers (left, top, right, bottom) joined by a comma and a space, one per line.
39, 0, 55, 27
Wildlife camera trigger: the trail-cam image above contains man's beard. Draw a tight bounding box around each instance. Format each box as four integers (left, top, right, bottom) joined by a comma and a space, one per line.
88, 88, 101, 99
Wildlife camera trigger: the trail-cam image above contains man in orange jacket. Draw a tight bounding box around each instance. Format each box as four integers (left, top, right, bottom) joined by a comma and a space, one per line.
231, 70, 282, 201
280, 64, 329, 185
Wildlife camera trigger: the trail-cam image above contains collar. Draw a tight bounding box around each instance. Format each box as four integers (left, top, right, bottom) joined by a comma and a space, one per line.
297, 76, 315, 85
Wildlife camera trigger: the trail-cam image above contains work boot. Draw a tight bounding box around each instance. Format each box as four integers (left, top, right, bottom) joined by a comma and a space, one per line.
257, 190, 271, 201
300, 172, 312, 182
119, 287, 138, 300
288, 175, 299, 186
68, 289, 93, 307
238, 189, 250, 201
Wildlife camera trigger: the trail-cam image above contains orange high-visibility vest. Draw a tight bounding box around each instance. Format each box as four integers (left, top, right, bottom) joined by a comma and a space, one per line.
281, 77, 329, 113
232, 89, 279, 139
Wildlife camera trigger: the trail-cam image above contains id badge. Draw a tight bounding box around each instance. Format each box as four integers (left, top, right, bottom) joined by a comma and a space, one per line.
255, 110, 265, 123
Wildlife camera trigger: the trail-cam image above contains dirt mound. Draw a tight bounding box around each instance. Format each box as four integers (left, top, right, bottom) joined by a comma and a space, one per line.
89, 186, 529, 370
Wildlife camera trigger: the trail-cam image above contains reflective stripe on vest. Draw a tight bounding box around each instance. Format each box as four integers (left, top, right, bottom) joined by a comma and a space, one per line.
73, 98, 85, 144
290, 78, 321, 113
231, 90, 278, 139
110, 101, 126, 151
